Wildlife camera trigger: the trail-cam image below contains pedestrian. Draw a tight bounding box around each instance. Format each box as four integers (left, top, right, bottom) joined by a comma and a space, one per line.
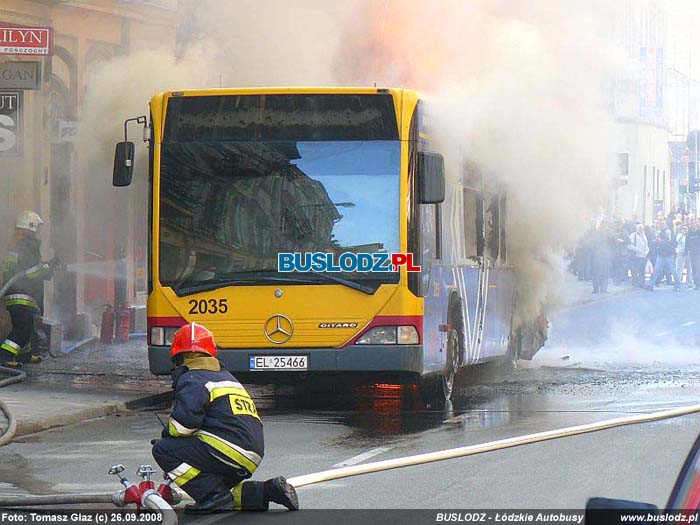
646, 229, 681, 291
591, 220, 613, 294
0, 211, 57, 368
656, 221, 676, 285
686, 219, 700, 290
574, 223, 595, 281
675, 225, 689, 286
151, 322, 299, 514
628, 224, 649, 287
611, 220, 629, 285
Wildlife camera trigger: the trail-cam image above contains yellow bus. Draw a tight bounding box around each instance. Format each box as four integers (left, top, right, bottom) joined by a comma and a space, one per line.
113, 87, 546, 403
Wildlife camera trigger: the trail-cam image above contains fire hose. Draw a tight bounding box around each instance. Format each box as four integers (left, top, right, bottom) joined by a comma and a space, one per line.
1, 403, 699, 519
0, 263, 177, 520
287, 402, 700, 488
0, 364, 26, 446
0, 465, 179, 525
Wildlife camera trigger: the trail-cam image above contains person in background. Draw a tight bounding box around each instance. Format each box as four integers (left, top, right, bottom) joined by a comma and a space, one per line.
611, 219, 629, 285
574, 222, 595, 281
591, 220, 613, 294
628, 223, 649, 287
645, 224, 656, 270
646, 229, 681, 292
686, 219, 700, 290
0, 212, 57, 368
657, 220, 676, 286
675, 225, 689, 286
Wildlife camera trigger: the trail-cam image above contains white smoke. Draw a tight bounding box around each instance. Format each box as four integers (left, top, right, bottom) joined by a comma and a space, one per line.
78, 0, 625, 324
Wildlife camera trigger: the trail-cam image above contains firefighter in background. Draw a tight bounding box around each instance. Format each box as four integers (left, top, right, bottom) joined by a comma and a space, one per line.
0, 211, 56, 368
152, 322, 299, 514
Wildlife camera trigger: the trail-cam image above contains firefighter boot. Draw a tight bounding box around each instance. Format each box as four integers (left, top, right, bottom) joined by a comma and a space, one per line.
0, 348, 22, 369
264, 477, 299, 511
16, 352, 41, 364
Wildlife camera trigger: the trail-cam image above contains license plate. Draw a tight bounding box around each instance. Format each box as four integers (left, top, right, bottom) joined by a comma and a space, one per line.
249, 355, 308, 370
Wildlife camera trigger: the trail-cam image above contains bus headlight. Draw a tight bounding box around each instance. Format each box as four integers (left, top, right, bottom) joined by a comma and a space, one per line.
397, 326, 419, 344
355, 325, 419, 345
150, 327, 179, 346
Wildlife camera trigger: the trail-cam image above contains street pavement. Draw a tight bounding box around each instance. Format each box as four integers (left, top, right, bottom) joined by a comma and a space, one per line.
0, 384, 144, 438
0, 279, 698, 517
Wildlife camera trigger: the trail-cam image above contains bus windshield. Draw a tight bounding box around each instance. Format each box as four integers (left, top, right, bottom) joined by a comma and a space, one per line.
159, 139, 401, 292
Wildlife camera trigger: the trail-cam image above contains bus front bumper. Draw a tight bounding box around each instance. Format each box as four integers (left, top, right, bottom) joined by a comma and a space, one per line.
148, 344, 423, 377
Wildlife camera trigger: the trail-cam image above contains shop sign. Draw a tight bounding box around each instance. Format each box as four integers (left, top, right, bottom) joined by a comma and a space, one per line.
0, 25, 53, 56
0, 61, 41, 89
0, 91, 22, 157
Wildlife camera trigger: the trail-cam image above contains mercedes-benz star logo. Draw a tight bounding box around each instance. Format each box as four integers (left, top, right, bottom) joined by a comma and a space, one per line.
264, 314, 294, 344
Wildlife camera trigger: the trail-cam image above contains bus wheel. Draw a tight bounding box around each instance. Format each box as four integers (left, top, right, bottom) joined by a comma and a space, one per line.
420, 329, 458, 408
441, 329, 459, 400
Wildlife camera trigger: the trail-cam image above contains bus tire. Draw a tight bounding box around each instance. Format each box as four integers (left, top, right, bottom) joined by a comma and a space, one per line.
448, 296, 467, 367
420, 328, 458, 407
442, 328, 459, 399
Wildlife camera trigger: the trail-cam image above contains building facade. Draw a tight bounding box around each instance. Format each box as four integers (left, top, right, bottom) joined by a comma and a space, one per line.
0, 0, 177, 338
612, 0, 700, 221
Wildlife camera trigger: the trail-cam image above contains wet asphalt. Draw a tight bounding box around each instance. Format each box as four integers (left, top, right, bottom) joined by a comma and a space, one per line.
0, 284, 699, 517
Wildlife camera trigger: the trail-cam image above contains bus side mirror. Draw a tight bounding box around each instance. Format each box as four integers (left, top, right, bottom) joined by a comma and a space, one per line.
418, 151, 445, 204
113, 141, 135, 187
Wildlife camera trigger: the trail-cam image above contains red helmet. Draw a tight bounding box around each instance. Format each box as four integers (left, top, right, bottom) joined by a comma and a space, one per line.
170, 322, 217, 359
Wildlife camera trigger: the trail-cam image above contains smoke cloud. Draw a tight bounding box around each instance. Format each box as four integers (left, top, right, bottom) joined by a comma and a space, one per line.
334, 0, 621, 322
78, 0, 623, 323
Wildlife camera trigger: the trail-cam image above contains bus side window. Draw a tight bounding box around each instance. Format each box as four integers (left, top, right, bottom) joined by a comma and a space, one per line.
434, 204, 442, 260
475, 192, 485, 258
485, 194, 499, 263
463, 188, 485, 260
407, 108, 421, 296
419, 201, 436, 295
499, 194, 507, 265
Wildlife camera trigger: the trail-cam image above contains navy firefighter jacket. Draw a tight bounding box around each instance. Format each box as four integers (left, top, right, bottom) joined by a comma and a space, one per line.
167, 357, 264, 473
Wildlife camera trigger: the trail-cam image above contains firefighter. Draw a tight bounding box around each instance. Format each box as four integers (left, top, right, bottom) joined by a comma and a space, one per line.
151, 322, 299, 514
0, 211, 55, 368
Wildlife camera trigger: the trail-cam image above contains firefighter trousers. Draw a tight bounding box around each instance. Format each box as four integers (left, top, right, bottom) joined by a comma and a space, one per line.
0, 304, 35, 361
152, 436, 267, 510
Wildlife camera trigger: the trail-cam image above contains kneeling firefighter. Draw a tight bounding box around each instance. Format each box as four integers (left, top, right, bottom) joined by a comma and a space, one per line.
152, 322, 299, 514
0, 211, 57, 368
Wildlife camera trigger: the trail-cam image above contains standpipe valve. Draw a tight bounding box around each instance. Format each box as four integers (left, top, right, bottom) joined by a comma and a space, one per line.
137, 465, 156, 483
109, 464, 141, 509
108, 464, 129, 488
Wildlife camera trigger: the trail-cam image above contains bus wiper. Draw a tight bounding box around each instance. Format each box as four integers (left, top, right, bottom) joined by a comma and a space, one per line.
172, 279, 259, 296
172, 273, 379, 296
297, 271, 379, 295
172, 272, 313, 297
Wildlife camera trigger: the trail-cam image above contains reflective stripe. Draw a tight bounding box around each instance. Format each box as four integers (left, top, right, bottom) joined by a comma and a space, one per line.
231, 483, 243, 510
5, 294, 36, 302
4, 294, 38, 310
169, 463, 191, 478
204, 380, 245, 392
196, 430, 261, 473
25, 263, 45, 279
168, 417, 197, 437
209, 386, 249, 402
1, 340, 20, 356
167, 462, 200, 486
204, 380, 249, 402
